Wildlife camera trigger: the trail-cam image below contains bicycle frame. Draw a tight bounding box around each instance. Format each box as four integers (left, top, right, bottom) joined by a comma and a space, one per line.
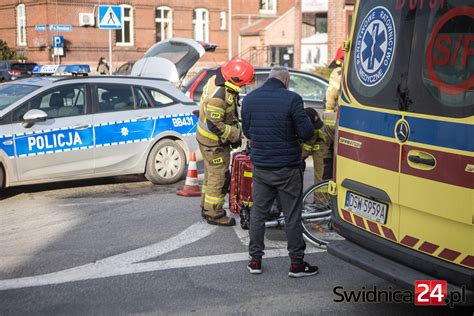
265, 209, 332, 228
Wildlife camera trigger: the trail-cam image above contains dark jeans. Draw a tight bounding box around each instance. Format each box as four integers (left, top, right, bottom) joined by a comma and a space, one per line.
249, 166, 306, 264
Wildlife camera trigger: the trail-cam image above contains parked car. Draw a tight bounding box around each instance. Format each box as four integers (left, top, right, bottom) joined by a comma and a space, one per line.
114, 41, 218, 77
183, 67, 329, 111
0, 61, 37, 82
113, 61, 135, 76
0, 38, 208, 190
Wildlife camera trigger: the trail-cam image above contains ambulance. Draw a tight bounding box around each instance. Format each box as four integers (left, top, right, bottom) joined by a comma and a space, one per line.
328, 0, 473, 303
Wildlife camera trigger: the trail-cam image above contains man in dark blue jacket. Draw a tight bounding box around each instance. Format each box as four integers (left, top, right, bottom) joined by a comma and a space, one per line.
242, 66, 319, 277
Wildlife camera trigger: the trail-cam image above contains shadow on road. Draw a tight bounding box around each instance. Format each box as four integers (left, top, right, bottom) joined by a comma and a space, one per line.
0, 175, 151, 200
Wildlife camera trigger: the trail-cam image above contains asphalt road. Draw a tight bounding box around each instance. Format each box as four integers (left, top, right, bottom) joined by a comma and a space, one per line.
0, 163, 470, 315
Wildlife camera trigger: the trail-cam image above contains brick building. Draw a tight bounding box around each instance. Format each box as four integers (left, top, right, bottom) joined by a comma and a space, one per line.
327, 0, 354, 64
0, 0, 352, 73
0, 0, 231, 71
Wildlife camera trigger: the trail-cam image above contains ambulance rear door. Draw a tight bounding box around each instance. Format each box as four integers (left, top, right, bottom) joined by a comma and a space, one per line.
399, 1, 473, 269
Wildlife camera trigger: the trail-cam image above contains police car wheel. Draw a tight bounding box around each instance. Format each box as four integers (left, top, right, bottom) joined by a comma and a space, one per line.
0, 165, 4, 189
145, 140, 186, 185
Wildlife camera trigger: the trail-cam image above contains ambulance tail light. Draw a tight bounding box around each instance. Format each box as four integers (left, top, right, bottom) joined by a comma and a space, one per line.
332, 107, 341, 181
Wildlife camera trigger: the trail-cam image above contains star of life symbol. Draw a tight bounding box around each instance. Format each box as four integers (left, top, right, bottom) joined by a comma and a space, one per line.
354, 6, 396, 87
121, 127, 129, 137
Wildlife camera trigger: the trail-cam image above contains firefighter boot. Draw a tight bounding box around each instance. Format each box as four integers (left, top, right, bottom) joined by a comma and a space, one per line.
207, 215, 236, 227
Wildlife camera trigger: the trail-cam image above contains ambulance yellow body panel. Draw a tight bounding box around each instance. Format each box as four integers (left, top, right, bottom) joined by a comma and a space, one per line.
328, 0, 473, 303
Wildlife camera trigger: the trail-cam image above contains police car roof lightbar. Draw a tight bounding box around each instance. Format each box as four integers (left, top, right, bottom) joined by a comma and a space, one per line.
32, 64, 91, 76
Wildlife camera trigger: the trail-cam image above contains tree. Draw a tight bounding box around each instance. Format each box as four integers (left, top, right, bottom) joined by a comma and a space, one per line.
0, 40, 15, 60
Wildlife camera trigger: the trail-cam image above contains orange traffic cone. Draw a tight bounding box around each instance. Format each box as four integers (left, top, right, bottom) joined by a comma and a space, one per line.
176, 152, 202, 197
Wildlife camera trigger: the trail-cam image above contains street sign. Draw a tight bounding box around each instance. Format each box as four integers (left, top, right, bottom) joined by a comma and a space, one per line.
52, 35, 64, 56
49, 24, 73, 32
98, 6, 122, 29
52, 36, 64, 48
35, 25, 47, 31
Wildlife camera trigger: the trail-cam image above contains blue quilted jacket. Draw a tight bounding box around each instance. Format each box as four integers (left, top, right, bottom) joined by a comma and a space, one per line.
241, 78, 314, 168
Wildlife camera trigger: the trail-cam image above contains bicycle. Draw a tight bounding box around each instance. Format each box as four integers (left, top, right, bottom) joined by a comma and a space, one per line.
239, 179, 337, 248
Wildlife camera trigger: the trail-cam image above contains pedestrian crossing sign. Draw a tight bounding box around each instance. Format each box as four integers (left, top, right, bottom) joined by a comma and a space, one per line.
98, 5, 122, 29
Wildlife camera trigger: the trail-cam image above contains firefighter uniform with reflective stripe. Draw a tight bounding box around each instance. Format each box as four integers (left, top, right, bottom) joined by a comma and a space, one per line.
302, 127, 331, 183
197, 73, 241, 221
323, 67, 341, 139
325, 67, 342, 113
321, 66, 342, 178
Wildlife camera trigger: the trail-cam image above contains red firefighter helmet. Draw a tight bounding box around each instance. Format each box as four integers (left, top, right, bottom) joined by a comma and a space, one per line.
221, 57, 255, 87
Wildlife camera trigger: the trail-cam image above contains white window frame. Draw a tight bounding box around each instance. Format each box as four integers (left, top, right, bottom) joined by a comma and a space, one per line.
116, 5, 134, 46
193, 8, 209, 42
17, 4, 27, 46
220, 11, 226, 30
155, 6, 173, 42
259, 0, 277, 14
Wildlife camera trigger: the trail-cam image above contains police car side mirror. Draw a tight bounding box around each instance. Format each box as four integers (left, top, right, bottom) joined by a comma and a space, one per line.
22, 109, 48, 128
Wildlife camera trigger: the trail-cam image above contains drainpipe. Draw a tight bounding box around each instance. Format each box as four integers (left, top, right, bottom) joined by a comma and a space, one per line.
228, 0, 232, 60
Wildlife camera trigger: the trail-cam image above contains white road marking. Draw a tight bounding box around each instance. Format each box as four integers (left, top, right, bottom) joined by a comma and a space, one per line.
96, 220, 216, 265
0, 221, 217, 291
58, 198, 139, 207
0, 247, 325, 291
232, 222, 288, 249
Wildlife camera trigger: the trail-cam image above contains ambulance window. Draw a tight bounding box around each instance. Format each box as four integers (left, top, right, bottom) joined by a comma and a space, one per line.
13, 84, 86, 121
347, 1, 415, 110
406, 1, 473, 118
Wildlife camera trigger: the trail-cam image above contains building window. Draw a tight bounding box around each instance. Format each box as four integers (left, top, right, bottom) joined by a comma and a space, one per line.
156, 6, 172, 42
193, 8, 209, 42
220, 11, 226, 30
302, 12, 327, 38
260, 0, 277, 14
17, 4, 27, 46
116, 5, 133, 46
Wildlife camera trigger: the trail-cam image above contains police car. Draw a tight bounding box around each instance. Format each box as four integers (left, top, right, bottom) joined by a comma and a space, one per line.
0, 38, 205, 189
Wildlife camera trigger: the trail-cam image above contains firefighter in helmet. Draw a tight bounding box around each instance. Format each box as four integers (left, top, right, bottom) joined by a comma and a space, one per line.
301, 47, 345, 183
322, 46, 345, 179
197, 57, 255, 226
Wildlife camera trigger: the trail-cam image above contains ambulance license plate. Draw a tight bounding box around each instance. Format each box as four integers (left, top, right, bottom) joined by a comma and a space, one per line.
344, 192, 388, 224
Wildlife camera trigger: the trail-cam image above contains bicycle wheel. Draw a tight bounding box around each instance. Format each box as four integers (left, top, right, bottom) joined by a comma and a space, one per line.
301, 180, 339, 247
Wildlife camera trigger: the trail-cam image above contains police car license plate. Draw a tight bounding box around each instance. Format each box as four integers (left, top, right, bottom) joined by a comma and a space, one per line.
344, 192, 388, 224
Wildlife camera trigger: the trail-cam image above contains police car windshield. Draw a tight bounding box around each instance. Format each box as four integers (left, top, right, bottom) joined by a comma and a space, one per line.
0, 84, 40, 111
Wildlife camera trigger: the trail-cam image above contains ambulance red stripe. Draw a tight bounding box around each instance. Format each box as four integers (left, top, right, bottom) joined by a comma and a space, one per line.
341, 209, 353, 223
381, 226, 397, 242
460, 256, 474, 268
401, 145, 474, 189
438, 249, 461, 261
366, 220, 381, 235
337, 130, 399, 172
400, 235, 419, 247
353, 214, 366, 230
418, 242, 439, 254
337, 131, 473, 189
